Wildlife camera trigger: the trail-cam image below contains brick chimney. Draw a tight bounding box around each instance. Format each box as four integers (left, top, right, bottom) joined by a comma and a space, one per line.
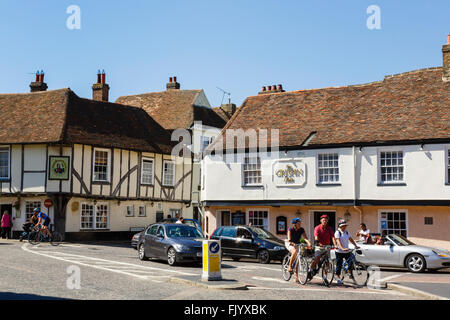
258, 84, 285, 95
166, 76, 181, 90
92, 69, 110, 101
220, 103, 237, 118
443, 34, 450, 82
30, 70, 48, 92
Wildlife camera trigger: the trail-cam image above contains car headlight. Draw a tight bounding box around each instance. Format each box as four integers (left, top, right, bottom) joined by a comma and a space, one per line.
173, 244, 189, 252
273, 246, 285, 251
432, 250, 448, 258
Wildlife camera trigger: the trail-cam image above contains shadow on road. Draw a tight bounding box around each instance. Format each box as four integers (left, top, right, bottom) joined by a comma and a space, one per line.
0, 292, 70, 300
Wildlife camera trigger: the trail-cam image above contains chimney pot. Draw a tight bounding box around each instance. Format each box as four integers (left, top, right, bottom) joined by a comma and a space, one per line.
30, 70, 47, 92
443, 34, 450, 82
169, 77, 173, 83
271, 85, 276, 91
92, 70, 109, 101
173, 76, 177, 82
447, 34, 450, 44
277, 84, 283, 91
166, 76, 180, 90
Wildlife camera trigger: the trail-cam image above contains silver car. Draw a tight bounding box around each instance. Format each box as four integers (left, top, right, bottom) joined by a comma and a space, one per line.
347, 234, 450, 273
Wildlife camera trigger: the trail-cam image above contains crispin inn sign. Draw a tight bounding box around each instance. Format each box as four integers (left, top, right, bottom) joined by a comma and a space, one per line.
272, 159, 306, 187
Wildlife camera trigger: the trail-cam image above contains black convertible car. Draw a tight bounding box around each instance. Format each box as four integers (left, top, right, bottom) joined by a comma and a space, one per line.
137, 223, 206, 266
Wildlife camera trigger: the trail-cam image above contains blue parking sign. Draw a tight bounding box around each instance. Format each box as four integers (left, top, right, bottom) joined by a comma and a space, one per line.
209, 242, 220, 254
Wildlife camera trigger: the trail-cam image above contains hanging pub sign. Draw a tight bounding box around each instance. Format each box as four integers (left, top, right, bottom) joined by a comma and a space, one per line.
48, 156, 70, 180
272, 159, 306, 187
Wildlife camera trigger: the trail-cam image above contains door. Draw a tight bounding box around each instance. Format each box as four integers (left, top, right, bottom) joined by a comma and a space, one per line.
144, 225, 159, 257
221, 211, 231, 226
236, 227, 257, 257
153, 226, 167, 258
362, 238, 400, 266
313, 211, 336, 233
219, 226, 238, 256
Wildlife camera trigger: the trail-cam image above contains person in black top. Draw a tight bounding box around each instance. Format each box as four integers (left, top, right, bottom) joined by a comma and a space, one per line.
287, 217, 312, 283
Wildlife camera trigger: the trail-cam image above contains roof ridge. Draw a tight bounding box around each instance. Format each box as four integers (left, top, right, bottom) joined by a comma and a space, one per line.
0, 88, 71, 96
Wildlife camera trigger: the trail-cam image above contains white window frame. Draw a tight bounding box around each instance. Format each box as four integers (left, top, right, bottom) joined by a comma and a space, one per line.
162, 160, 176, 187
316, 152, 340, 184
378, 149, 405, 185
446, 146, 450, 185
377, 209, 408, 238
169, 208, 181, 219
246, 208, 270, 231
242, 156, 262, 186
80, 202, 109, 230
0, 146, 10, 180
126, 205, 134, 217
141, 157, 154, 185
138, 206, 146, 217
25, 201, 42, 221
92, 148, 111, 182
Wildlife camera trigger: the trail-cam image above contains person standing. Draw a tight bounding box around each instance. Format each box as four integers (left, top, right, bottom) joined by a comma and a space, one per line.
1, 210, 12, 239
176, 216, 184, 224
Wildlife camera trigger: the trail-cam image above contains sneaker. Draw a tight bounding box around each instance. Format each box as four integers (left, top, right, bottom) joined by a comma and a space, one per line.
337, 279, 343, 285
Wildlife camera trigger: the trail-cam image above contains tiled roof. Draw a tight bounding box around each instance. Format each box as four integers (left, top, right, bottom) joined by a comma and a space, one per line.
116, 90, 226, 130
210, 67, 450, 151
212, 106, 239, 122
0, 89, 174, 153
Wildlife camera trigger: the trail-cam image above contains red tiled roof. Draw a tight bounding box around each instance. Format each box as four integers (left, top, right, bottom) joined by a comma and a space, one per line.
210, 67, 450, 151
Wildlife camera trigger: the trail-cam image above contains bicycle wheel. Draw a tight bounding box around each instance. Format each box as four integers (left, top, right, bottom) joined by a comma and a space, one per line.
50, 232, 62, 246
281, 254, 292, 281
28, 231, 40, 245
297, 256, 309, 285
351, 262, 368, 286
321, 258, 335, 286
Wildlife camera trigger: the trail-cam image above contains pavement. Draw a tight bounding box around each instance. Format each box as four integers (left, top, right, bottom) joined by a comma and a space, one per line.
1, 238, 448, 300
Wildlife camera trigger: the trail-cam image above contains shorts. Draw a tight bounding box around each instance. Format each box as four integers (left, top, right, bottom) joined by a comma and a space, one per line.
314, 247, 329, 258
43, 219, 51, 227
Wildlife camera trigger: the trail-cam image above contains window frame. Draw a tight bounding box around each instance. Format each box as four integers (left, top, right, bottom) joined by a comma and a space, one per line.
446, 147, 450, 185
162, 160, 176, 187
242, 155, 262, 187
316, 152, 340, 185
0, 146, 10, 181
141, 157, 155, 186
92, 148, 111, 183
80, 202, 109, 230
246, 208, 270, 231
126, 205, 134, 217
377, 149, 405, 185
25, 201, 42, 221
377, 209, 408, 238
138, 206, 146, 217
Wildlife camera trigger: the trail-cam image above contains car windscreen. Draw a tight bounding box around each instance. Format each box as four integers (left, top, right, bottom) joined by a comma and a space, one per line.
250, 227, 276, 239
166, 225, 204, 238
388, 234, 415, 246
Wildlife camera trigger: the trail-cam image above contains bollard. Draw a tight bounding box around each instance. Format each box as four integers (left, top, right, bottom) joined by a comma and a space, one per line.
202, 239, 222, 281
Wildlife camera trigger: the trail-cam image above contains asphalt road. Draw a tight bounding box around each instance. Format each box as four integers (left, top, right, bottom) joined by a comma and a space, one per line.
0, 239, 441, 300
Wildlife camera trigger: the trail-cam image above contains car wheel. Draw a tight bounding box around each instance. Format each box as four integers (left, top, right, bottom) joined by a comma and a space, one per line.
257, 249, 270, 264
406, 253, 426, 273
138, 244, 148, 261
167, 247, 177, 266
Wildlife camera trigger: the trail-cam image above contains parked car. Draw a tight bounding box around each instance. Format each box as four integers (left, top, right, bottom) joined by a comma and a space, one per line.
161, 218, 202, 231
210, 225, 288, 264
138, 223, 206, 266
131, 232, 141, 249
334, 234, 450, 273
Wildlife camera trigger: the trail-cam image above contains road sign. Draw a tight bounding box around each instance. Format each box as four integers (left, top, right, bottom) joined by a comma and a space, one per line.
44, 199, 53, 208
202, 240, 222, 281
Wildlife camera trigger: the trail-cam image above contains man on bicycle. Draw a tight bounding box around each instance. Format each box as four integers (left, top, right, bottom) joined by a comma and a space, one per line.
286, 218, 312, 282
34, 208, 52, 238
308, 214, 337, 280
335, 219, 359, 284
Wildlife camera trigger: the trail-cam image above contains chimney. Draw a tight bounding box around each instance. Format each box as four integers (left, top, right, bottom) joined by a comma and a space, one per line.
443, 34, 450, 82
92, 69, 110, 102
166, 76, 181, 90
220, 103, 237, 118
258, 83, 285, 94
30, 70, 48, 92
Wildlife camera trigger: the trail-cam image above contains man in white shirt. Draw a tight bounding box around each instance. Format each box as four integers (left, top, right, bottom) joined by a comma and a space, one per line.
176, 217, 184, 224
356, 223, 371, 243
335, 219, 359, 284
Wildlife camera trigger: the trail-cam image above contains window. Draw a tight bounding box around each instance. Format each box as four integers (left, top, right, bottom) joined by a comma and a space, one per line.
237, 228, 252, 239
146, 225, 158, 235
318, 153, 339, 183
141, 158, 154, 185
156, 211, 164, 222
170, 209, 181, 219
379, 151, 404, 184
0, 147, 10, 180
424, 217, 433, 225
243, 156, 262, 186
93, 149, 110, 182
379, 210, 407, 237
25, 201, 41, 221
201, 136, 213, 151
81, 203, 108, 230
221, 226, 236, 238
163, 160, 175, 186
248, 210, 269, 230
156, 226, 165, 237
138, 206, 146, 217
126, 205, 134, 217
447, 149, 450, 184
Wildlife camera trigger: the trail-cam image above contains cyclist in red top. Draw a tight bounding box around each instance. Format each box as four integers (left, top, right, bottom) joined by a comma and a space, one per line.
308, 215, 336, 280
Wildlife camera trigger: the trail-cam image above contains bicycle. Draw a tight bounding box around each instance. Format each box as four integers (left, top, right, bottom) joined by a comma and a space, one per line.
282, 244, 313, 282
305, 245, 335, 287
28, 225, 62, 246
335, 248, 368, 286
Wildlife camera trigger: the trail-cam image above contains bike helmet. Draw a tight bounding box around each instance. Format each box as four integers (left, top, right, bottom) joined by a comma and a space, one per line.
291, 217, 302, 224
33, 208, 40, 213
338, 219, 348, 227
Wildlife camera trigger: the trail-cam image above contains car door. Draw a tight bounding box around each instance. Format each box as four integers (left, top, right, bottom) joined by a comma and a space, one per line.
144, 225, 159, 257
236, 227, 257, 257
363, 239, 400, 266
219, 226, 238, 256
153, 226, 167, 258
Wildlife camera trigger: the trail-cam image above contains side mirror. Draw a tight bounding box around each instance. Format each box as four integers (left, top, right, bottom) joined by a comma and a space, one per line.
157, 233, 164, 238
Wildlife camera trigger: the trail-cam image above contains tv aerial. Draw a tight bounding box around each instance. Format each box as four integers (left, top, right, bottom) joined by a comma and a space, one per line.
216, 86, 231, 105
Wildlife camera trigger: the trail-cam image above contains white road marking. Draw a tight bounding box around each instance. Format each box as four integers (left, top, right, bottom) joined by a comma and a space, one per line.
379, 274, 406, 283
247, 285, 404, 295
252, 276, 291, 284
22, 243, 196, 283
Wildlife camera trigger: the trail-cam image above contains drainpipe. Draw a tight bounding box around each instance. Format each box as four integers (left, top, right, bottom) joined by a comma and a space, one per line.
352, 146, 363, 224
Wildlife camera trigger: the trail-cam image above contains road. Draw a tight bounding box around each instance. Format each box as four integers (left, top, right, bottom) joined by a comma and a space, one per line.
0, 239, 446, 300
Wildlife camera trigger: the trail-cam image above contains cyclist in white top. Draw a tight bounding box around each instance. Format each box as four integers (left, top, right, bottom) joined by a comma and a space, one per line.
335, 219, 359, 284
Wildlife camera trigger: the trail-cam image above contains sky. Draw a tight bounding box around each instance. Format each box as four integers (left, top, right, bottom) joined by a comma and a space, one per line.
0, 0, 448, 107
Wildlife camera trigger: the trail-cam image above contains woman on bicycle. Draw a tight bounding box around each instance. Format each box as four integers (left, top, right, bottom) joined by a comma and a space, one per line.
335, 219, 359, 284
286, 217, 312, 283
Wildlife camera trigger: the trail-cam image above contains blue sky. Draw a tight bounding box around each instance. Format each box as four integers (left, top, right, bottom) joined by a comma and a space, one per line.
0, 1, 448, 106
